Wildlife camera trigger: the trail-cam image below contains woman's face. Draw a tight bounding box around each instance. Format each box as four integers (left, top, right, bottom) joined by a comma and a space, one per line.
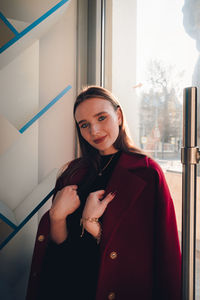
75, 98, 122, 155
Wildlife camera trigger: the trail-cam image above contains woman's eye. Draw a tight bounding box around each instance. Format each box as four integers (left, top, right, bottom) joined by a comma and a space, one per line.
98, 115, 106, 121
80, 123, 88, 129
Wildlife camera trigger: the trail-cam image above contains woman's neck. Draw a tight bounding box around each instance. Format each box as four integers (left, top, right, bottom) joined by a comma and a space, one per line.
99, 148, 119, 156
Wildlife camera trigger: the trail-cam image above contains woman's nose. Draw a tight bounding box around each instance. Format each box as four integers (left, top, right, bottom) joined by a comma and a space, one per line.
90, 123, 101, 135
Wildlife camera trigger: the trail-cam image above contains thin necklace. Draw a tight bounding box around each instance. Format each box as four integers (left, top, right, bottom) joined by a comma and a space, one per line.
98, 153, 116, 176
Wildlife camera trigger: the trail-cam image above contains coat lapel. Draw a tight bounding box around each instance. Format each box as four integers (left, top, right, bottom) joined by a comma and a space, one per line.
101, 152, 147, 251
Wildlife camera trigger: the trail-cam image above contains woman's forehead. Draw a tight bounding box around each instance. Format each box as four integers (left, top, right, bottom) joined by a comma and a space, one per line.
75, 98, 114, 120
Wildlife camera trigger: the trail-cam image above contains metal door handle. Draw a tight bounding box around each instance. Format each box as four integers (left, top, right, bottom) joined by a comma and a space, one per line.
181, 87, 200, 300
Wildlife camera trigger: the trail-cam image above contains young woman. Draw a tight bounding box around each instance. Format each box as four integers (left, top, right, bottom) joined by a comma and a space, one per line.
26, 86, 181, 300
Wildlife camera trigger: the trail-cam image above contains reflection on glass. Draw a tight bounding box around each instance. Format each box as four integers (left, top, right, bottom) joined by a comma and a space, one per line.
136, 0, 199, 297
110, 0, 199, 297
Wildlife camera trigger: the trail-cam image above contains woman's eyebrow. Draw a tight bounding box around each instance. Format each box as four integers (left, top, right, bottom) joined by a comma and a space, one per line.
94, 111, 107, 117
78, 119, 86, 125
78, 111, 107, 125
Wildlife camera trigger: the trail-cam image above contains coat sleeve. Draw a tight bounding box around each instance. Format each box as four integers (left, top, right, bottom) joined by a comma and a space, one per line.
25, 176, 61, 300
148, 158, 181, 300
25, 211, 51, 300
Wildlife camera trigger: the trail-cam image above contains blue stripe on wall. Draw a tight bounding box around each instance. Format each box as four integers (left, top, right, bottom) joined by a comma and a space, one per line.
0, 12, 19, 35
0, 189, 54, 250
0, 0, 69, 53
19, 85, 72, 134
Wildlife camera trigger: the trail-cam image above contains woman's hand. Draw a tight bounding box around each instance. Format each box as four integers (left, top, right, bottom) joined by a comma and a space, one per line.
82, 190, 115, 238
49, 185, 80, 221
83, 190, 115, 219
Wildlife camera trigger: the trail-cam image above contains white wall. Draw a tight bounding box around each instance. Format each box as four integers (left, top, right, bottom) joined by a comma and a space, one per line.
0, 42, 39, 211
38, 3, 77, 182
0, 0, 61, 23
0, 0, 77, 299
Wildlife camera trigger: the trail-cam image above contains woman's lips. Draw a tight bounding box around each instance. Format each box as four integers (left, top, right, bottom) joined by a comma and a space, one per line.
93, 136, 107, 144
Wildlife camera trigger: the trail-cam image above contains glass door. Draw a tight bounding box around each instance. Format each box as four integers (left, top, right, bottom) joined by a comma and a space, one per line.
105, 0, 200, 298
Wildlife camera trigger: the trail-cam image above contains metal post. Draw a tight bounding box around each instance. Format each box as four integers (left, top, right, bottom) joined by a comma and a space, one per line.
181, 87, 200, 300
100, 0, 105, 87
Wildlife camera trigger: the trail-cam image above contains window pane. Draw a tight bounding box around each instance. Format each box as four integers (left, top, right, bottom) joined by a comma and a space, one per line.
110, 0, 199, 297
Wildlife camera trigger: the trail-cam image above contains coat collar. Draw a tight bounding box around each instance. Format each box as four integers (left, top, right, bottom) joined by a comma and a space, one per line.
117, 151, 148, 170
100, 152, 148, 251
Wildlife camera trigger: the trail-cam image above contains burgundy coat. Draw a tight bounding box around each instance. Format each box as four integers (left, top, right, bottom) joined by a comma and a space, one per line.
26, 152, 181, 300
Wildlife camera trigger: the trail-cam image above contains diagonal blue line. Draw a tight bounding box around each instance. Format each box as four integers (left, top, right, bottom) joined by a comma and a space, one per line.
0, 12, 19, 35
0, 213, 17, 229
19, 85, 72, 134
0, 189, 54, 250
0, 0, 69, 53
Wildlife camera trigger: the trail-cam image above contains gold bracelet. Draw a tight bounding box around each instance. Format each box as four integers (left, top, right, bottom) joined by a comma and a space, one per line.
80, 217, 102, 244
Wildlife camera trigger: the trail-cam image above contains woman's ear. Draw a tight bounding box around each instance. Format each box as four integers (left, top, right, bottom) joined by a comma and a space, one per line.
116, 107, 122, 126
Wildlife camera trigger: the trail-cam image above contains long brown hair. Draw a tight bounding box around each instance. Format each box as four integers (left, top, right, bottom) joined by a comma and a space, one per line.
59, 86, 144, 187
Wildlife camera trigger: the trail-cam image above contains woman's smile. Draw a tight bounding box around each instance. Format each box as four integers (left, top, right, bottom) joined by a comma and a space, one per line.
93, 135, 107, 144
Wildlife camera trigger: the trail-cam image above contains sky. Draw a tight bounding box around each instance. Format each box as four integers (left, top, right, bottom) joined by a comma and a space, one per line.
136, 0, 199, 91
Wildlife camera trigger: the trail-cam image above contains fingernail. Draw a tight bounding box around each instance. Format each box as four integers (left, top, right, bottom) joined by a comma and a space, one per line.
110, 191, 117, 196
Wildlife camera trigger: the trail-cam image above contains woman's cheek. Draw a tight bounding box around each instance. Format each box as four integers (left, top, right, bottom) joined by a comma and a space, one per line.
83, 132, 88, 141
80, 129, 88, 140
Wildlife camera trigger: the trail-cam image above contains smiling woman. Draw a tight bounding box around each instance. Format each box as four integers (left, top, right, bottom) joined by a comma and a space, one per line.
26, 86, 181, 300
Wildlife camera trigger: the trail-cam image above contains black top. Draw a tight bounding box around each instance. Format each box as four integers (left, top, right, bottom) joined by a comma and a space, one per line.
37, 151, 121, 300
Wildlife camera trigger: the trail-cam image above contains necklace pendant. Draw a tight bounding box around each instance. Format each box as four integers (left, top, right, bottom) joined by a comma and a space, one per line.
98, 153, 116, 177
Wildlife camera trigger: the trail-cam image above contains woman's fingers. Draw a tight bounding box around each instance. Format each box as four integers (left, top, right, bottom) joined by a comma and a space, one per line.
83, 190, 116, 217
94, 190, 105, 199
51, 185, 80, 220
100, 192, 116, 207
70, 185, 78, 190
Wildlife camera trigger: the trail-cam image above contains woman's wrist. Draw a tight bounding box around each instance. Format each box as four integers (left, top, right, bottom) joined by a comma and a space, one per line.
50, 217, 68, 244
80, 217, 102, 244
49, 207, 68, 222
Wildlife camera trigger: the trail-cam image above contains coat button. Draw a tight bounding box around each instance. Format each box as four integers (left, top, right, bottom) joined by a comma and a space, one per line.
110, 251, 117, 259
108, 292, 116, 299
38, 235, 45, 242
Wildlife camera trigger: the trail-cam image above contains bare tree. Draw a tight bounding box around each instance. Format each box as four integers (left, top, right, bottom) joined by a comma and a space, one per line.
139, 60, 183, 159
